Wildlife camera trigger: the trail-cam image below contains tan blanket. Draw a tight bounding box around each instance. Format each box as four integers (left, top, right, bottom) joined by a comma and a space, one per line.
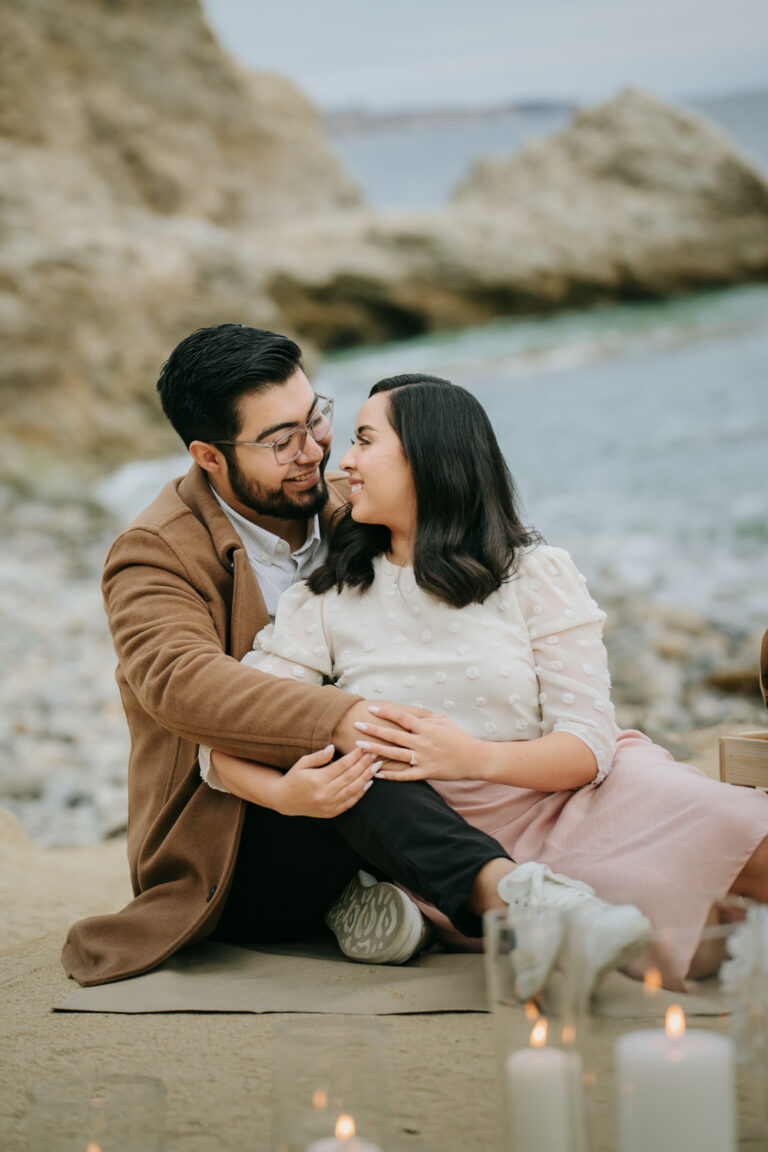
57, 939, 725, 1017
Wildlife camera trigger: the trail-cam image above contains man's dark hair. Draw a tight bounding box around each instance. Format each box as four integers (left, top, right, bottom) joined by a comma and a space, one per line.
309, 373, 539, 608
156, 324, 303, 447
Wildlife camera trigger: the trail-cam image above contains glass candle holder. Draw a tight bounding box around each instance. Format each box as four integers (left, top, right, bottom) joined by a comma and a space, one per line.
271, 1017, 387, 1152
564, 894, 767, 1151
26, 1074, 165, 1152
635, 897, 768, 1151
484, 906, 587, 1152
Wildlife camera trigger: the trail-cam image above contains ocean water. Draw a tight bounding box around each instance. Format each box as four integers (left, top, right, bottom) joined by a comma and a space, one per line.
100, 284, 768, 637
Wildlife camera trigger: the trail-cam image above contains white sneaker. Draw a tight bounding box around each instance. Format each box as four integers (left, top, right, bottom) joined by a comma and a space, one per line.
325, 870, 432, 965
497, 862, 652, 1000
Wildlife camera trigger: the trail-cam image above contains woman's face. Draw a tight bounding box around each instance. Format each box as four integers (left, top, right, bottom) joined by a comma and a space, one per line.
339, 391, 417, 543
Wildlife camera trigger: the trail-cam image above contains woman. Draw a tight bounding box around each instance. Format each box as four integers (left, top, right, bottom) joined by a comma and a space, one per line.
205, 374, 768, 991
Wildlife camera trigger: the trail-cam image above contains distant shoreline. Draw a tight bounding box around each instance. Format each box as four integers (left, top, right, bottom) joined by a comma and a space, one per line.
325, 99, 577, 135
325, 85, 768, 137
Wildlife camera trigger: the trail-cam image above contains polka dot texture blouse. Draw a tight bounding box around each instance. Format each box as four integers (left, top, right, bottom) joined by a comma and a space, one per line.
246, 544, 618, 784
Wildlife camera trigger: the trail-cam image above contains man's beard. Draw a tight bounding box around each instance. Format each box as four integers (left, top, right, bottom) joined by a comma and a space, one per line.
227, 452, 330, 521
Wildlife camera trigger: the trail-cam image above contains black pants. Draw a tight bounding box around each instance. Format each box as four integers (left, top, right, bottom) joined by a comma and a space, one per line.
213, 778, 510, 944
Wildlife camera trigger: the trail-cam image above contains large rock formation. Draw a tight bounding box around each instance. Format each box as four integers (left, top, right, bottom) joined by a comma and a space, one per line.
0, 0, 360, 465
267, 90, 768, 348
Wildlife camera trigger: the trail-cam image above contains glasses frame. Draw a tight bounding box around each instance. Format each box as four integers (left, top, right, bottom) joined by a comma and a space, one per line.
209, 395, 334, 465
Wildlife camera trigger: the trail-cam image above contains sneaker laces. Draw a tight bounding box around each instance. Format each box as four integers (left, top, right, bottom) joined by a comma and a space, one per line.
498, 861, 597, 910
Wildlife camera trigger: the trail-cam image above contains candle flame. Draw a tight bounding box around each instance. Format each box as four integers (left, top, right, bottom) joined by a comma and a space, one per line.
643, 967, 662, 993
334, 1114, 356, 1140
312, 1089, 328, 1110
524, 1001, 540, 1022
665, 1004, 686, 1038
530, 1018, 548, 1048
86, 1144, 101, 1152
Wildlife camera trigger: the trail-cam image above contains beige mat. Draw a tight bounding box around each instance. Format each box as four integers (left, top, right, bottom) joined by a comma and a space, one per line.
57, 939, 727, 1018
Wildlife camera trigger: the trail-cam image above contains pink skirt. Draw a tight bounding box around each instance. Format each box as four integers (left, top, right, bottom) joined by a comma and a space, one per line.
411, 730, 768, 990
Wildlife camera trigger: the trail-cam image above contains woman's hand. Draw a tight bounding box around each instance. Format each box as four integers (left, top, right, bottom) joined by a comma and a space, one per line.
275, 744, 381, 817
209, 744, 380, 817
352, 704, 484, 782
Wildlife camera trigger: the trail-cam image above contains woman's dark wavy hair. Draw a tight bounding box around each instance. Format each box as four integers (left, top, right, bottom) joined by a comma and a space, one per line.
308, 373, 540, 608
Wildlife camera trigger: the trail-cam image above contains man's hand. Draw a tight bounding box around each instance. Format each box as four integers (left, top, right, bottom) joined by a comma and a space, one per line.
274, 744, 380, 818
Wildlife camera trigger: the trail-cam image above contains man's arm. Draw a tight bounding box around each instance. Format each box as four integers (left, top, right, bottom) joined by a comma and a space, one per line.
103, 527, 363, 769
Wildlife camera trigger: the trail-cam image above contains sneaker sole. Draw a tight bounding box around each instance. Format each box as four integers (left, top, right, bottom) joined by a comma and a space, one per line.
326, 878, 424, 965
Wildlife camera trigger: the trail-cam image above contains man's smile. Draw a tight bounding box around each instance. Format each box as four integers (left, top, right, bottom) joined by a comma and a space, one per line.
285, 467, 322, 490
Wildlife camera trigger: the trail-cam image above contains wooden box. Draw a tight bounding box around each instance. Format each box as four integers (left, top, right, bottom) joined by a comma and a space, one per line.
719, 731, 768, 788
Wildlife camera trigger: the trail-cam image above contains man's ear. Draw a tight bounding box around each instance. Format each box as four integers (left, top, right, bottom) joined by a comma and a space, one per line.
189, 440, 227, 476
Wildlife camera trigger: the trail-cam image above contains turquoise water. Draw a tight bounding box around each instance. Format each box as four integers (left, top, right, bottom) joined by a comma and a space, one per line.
102, 285, 768, 634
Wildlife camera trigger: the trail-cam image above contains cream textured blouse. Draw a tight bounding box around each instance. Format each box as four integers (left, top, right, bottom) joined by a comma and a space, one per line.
199, 544, 619, 790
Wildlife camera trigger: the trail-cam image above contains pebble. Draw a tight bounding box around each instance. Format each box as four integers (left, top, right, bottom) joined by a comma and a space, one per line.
0, 483, 764, 847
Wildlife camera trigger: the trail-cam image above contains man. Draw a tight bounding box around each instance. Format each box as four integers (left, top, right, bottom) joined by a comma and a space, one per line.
62, 324, 649, 989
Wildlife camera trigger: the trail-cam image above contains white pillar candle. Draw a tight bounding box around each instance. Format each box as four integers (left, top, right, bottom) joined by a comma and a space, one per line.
505, 1020, 583, 1152
616, 1005, 736, 1152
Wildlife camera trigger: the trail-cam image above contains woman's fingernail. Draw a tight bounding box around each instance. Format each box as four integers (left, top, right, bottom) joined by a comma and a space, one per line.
371, 760, 384, 772
356, 740, 371, 750
354, 721, 369, 731
325, 744, 335, 753
363, 780, 373, 791
368, 706, 381, 714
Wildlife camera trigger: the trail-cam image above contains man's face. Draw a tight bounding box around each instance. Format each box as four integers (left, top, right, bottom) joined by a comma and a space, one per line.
219, 370, 332, 523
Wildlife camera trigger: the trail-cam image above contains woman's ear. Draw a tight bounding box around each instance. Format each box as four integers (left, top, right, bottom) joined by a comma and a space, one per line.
189, 440, 227, 476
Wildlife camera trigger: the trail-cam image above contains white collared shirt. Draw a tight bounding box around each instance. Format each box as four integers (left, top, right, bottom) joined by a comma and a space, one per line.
211, 487, 327, 619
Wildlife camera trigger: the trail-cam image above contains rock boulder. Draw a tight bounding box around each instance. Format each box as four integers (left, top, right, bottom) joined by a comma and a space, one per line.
268, 90, 768, 347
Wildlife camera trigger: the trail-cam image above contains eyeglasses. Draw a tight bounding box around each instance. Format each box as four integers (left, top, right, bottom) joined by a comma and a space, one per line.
209, 396, 333, 465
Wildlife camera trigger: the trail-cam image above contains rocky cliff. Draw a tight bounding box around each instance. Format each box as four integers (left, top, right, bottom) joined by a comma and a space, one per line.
0, 0, 360, 466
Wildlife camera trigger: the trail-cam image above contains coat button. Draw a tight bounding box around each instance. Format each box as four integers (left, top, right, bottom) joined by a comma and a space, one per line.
206, 884, 217, 903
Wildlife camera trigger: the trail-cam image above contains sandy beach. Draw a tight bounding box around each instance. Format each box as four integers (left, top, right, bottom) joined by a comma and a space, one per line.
4, 726, 763, 1152
0, 802, 500, 1152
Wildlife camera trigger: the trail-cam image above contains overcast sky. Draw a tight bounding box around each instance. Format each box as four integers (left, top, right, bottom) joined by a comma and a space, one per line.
202, 0, 767, 112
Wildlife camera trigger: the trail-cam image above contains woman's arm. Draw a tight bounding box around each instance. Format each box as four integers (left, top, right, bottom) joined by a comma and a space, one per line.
353, 707, 597, 790
354, 547, 616, 791
209, 744, 380, 817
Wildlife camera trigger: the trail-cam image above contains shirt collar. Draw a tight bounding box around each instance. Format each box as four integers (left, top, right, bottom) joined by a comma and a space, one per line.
210, 485, 322, 563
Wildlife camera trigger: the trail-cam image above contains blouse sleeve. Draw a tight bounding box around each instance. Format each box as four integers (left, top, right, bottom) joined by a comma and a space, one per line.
246, 580, 332, 683
198, 581, 331, 792
513, 546, 618, 783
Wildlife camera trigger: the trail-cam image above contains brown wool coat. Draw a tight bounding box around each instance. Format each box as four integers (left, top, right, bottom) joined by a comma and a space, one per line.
62, 465, 359, 986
